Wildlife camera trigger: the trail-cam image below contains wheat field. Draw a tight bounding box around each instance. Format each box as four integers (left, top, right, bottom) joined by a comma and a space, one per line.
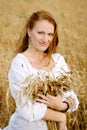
0, 0, 87, 129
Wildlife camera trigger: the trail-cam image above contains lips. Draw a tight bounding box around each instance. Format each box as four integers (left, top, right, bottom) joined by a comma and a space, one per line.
39, 41, 48, 46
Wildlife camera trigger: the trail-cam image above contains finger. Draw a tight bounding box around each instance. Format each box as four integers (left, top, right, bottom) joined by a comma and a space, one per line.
68, 97, 74, 103
67, 97, 74, 107
36, 98, 51, 106
37, 94, 51, 102
46, 94, 61, 99
36, 98, 54, 109
46, 94, 55, 100
68, 97, 74, 102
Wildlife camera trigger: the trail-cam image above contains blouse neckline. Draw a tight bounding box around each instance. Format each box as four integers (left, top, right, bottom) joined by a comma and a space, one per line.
17, 53, 58, 73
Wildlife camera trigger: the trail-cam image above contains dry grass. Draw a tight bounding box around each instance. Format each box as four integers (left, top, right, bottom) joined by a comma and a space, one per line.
0, 0, 87, 129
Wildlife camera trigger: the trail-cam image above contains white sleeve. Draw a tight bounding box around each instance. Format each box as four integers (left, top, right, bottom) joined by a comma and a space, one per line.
59, 55, 70, 73
54, 54, 79, 112
8, 56, 47, 121
59, 56, 79, 112
62, 90, 79, 112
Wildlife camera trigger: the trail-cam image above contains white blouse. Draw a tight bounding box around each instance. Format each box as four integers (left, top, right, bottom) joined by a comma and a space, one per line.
8, 53, 79, 122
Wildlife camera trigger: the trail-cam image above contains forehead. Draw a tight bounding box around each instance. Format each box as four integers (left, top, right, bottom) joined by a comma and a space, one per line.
33, 20, 54, 32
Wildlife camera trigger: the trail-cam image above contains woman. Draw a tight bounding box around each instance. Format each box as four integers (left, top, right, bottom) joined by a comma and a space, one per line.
3, 10, 79, 130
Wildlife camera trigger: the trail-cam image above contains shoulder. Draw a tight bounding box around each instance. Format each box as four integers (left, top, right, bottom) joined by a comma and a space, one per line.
12, 53, 24, 62
52, 52, 65, 62
52, 52, 70, 72
9, 53, 33, 75
8, 53, 29, 79
11, 53, 27, 67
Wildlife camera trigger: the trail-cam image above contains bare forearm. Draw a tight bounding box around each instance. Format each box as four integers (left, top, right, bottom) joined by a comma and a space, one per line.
43, 108, 66, 123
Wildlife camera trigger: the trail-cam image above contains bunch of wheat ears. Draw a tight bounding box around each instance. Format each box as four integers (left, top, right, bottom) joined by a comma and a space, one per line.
16, 72, 73, 130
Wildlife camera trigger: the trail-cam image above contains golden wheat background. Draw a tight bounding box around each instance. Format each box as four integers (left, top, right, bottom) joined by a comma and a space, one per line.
0, 0, 87, 129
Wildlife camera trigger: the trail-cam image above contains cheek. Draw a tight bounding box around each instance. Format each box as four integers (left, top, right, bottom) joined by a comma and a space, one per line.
31, 34, 39, 43
48, 36, 53, 41
48, 37, 54, 48
48, 37, 53, 44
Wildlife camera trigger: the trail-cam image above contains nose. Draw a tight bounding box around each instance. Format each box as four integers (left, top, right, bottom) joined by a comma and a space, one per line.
43, 34, 48, 42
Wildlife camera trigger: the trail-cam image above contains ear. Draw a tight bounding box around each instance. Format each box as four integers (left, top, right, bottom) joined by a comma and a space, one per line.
27, 28, 31, 37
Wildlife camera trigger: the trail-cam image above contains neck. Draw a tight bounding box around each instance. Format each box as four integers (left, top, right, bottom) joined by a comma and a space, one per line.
27, 47, 46, 61
24, 47, 51, 69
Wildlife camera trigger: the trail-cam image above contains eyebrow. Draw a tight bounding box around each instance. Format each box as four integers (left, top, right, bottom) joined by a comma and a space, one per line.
38, 31, 54, 34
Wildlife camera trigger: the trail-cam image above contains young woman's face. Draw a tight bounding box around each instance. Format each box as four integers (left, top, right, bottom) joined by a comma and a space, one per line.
28, 20, 54, 52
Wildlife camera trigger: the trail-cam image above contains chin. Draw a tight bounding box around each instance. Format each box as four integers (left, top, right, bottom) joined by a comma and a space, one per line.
38, 47, 48, 52
42, 46, 49, 51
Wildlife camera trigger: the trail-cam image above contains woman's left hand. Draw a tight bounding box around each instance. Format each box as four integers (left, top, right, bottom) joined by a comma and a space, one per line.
36, 94, 65, 111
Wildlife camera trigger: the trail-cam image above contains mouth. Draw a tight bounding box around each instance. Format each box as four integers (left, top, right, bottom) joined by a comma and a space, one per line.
39, 41, 48, 46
